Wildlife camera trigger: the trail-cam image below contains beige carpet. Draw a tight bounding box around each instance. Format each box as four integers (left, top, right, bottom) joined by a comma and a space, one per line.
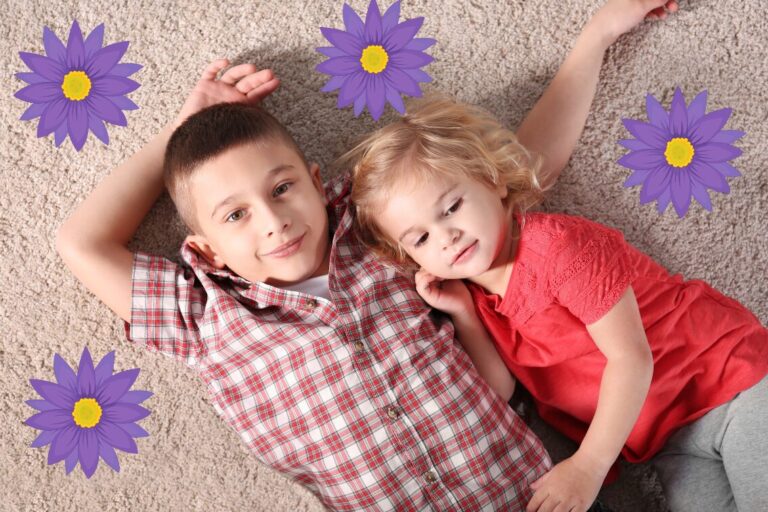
2, 0, 766, 510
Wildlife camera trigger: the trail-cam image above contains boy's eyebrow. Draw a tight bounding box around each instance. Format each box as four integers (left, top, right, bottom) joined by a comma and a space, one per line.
210, 164, 295, 219
397, 184, 458, 242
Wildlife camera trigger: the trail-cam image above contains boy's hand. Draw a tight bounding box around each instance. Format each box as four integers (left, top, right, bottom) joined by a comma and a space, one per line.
589, 0, 679, 47
174, 58, 280, 128
415, 269, 473, 317
526, 454, 606, 512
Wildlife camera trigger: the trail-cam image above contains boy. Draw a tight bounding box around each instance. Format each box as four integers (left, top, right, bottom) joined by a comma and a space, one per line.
55, 2, 678, 510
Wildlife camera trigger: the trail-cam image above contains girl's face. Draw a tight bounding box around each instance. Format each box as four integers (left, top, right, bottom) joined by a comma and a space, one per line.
377, 173, 512, 280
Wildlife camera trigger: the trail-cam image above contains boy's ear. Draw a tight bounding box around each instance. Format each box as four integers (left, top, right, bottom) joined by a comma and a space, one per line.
309, 162, 327, 205
184, 234, 227, 269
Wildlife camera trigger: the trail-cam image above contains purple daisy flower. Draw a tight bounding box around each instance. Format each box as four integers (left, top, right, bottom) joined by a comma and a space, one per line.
618, 88, 744, 217
24, 347, 152, 478
14, 20, 141, 151
316, 0, 436, 120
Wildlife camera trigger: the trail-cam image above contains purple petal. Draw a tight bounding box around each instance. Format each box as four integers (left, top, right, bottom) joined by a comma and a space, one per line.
53, 353, 78, 392
691, 162, 730, 193
92, 76, 139, 96
622, 119, 667, 148
382, 0, 401, 32
121, 390, 153, 404
384, 18, 424, 53
66, 20, 86, 69
79, 429, 99, 478
710, 130, 744, 144
20, 102, 47, 121
655, 188, 672, 213
320, 27, 363, 56
54, 123, 68, 146
38, 98, 69, 137
403, 68, 432, 83
49, 425, 79, 463
107, 95, 139, 110
689, 108, 731, 145
94, 351, 115, 387
119, 422, 149, 437
670, 170, 692, 218
640, 165, 672, 202
367, 77, 386, 120
364, 0, 383, 44
87, 95, 127, 126
617, 149, 665, 170
622, 169, 653, 188
64, 448, 79, 474
77, 346, 96, 396
384, 67, 421, 97
316, 46, 347, 58
389, 50, 433, 69
404, 38, 437, 51
690, 177, 713, 211
97, 368, 139, 405
87, 41, 129, 78
88, 114, 110, 144
316, 56, 361, 76
26, 399, 59, 411
645, 93, 669, 130
338, 73, 366, 108
618, 139, 651, 151
98, 442, 121, 472
15, 72, 49, 84
354, 90, 367, 116
103, 403, 150, 423
43, 26, 67, 64
30, 379, 75, 409
68, 102, 90, 151
109, 63, 142, 77
15, 82, 62, 103
83, 23, 105, 59
696, 142, 742, 163
711, 161, 741, 177
686, 90, 708, 125
321, 74, 348, 92
97, 422, 138, 453
19, 52, 64, 82
30, 429, 58, 448
385, 85, 406, 114
669, 87, 688, 136
25, 409, 73, 430
342, 4, 365, 38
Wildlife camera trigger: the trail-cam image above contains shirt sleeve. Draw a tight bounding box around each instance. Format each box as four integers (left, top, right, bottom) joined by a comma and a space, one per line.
548, 218, 637, 325
122, 250, 205, 368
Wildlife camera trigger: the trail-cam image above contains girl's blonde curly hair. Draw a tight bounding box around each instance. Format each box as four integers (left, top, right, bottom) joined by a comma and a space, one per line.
337, 93, 546, 272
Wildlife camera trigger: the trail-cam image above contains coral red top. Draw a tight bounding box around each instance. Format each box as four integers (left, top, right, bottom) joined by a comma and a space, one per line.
467, 212, 768, 463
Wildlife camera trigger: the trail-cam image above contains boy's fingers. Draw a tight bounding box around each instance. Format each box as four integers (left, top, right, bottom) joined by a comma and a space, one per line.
666, 0, 679, 12
201, 58, 229, 80
245, 78, 281, 103
236, 69, 276, 94
220, 63, 260, 85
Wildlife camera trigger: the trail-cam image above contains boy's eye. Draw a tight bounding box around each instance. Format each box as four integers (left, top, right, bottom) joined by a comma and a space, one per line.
226, 209, 245, 223
273, 182, 293, 197
414, 233, 428, 247
445, 198, 462, 216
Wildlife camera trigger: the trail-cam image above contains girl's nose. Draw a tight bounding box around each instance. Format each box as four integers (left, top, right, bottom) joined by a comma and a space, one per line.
442, 227, 461, 249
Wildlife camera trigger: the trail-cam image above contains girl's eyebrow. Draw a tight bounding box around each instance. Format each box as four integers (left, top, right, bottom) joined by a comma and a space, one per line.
397, 184, 458, 242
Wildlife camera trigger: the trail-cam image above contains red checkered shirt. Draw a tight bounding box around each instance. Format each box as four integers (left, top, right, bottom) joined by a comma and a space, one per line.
124, 172, 550, 511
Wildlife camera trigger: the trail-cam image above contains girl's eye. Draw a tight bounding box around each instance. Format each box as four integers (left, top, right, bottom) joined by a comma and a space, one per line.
273, 182, 292, 197
226, 209, 245, 223
445, 198, 462, 216
414, 233, 428, 247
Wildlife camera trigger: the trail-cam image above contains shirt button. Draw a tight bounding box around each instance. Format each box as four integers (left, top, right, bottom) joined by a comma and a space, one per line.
423, 470, 438, 484
386, 405, 401, 420
354, 341, 365, 353
304, 298, 318, 310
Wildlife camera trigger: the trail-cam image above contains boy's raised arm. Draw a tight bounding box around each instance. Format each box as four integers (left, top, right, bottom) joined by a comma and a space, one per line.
515, 0, 678, 192
55, 59, 279, 323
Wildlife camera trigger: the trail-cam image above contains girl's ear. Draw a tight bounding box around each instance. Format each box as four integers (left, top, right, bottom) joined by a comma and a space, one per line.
309, 162, 327, 205
495, 182, 508, 199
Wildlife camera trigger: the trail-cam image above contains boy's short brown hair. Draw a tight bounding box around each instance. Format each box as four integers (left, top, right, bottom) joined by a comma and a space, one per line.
164, 103, 308, 235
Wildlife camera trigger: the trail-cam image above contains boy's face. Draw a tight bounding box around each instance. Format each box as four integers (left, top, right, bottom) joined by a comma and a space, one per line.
377, 173, 510, 280
185, 141, 330, 286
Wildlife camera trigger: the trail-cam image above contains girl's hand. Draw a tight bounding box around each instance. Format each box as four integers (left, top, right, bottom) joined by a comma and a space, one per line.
589, 0, 679, 47
526, 454, 606, 512
414, 269, 473, 317
174, 58, 281, 128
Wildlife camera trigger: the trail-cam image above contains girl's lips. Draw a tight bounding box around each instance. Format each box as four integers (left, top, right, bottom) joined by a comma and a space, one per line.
453, 240, 478, 265
267, 234, 305, 258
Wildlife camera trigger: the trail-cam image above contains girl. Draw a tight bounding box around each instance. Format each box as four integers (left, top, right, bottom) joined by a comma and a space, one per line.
343, 94, 768, 512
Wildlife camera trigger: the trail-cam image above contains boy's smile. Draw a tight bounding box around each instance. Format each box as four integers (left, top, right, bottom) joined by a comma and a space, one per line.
184, 141, 330, 286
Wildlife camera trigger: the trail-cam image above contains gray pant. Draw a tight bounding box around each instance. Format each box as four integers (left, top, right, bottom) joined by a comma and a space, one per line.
652, 374, 768, 512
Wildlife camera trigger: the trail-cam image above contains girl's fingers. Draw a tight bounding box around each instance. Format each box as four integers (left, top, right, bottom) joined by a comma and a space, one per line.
237, 69, 276, 94
220, 63, 259, 85
201, 58, 229, 80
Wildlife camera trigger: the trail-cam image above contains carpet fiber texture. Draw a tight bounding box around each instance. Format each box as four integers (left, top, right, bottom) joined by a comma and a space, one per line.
2, 0, 766, 510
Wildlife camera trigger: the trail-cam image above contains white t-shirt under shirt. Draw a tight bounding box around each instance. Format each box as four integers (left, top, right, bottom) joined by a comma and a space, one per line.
281, 274, 331, 300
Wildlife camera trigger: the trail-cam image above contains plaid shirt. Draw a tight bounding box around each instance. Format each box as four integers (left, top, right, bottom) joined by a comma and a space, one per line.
124, 172, 550, 511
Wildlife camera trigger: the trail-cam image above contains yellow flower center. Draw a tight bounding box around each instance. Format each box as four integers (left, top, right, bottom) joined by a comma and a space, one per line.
360, 45, 389, 74
61, 71, 92, 101
664, 137, 695, 168
72, 398, 102, 428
